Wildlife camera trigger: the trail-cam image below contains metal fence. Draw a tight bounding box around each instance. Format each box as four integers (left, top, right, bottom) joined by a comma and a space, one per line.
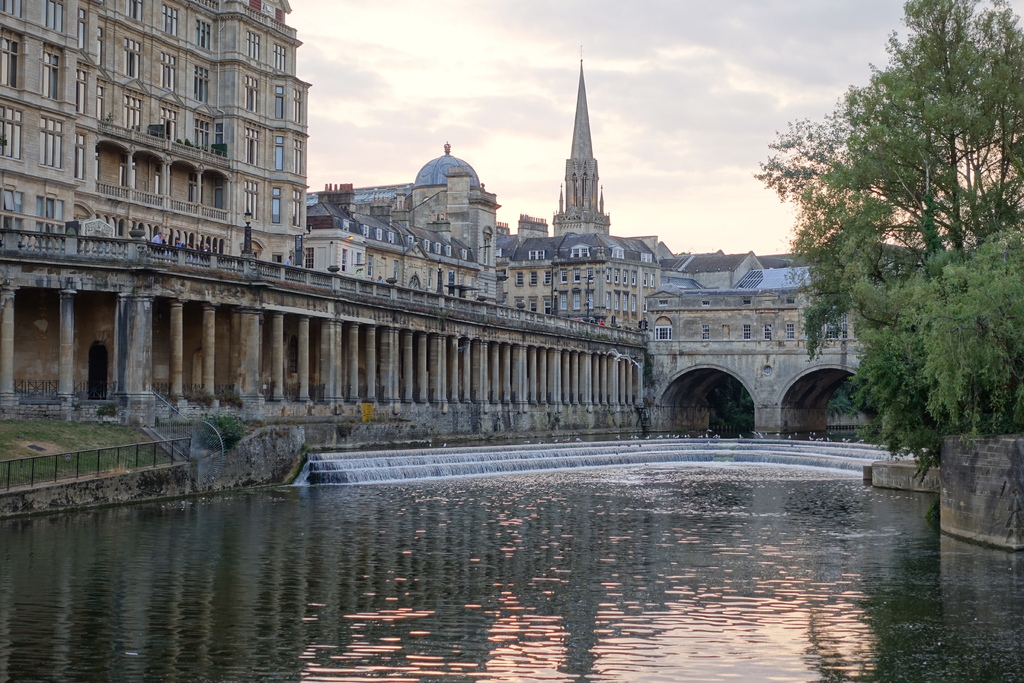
1, 439, 190, 491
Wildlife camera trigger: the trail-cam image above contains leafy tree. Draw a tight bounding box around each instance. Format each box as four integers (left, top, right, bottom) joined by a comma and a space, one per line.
758, 0, 1024, 468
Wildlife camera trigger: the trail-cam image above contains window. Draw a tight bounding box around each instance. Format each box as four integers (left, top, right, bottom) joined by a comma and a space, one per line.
529, 300, 537, 312
45, 0, 64, 31
0, 35, 16, 87
613, 292, 619, 310
95, 27, 104, 66
123, 92, 142, 129
193, 66, 208, 102
340, 248, 348, 272
244, 180, 258, 219
193, 116, 210, 148
515, 272, 523, 287
125, 0, 142, 21
123, 38, 140, 78
571, 245, 589, 258
543, 270, 551, 285
701, 325, 710, 340
273, 43, 286, 71
606, 269, 611, 283
529, 271, 537, 286
214, 121, 223, 144
527, 249, 545, 260
95, 83, 105, 119
292, 189, 302, 227
2, 189, 23, 230
195, 20, 211, 49
611, 246, 624, 259
614, 268, 620, 284
606, 292, 611, 309
743, 298, 752, 305
160, 53, 176, 89
632, 294, 637, 312
544, 298, 552, 315
274, 135, 284, 169
764, 324, 773, 341
304, 247, 314, 269
641, 253, 653, 263
572, 291, 581, 310
573, 268, 580, 283
75, 69, 87, 113
560, 268, 567, 284
35, 196, 64, 232
1, 0, 21, 18
162, 4, 178, 35
631, 271, 637, 286
559, 292, 567, 310
292, 139, 303, 173
293, 87, 302, 122
160, 106, 177, 140
274, 86, 284, 118
73, 131, 85, 179
42, 50, 59, 99
186, 172, 198, 201
246, 31, 260, 60
701, 300, 710, 307
0, 106, 22, 159
271, 187, 281, 224
245, 127, 259, 164
213, 177, 224, 208
786, 322, 795, 340
39, 117, 62, 168
654, 318, 673, 340
742, 324, 752, 340
76, 8, 85, 47
244, 75, 258, 112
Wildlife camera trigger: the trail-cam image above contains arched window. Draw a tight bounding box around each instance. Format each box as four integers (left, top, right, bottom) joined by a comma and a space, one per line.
654, 316, 673, 340
288, 335, 298, 373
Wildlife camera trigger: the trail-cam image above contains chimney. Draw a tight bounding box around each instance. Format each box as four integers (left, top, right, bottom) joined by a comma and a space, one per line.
319, 183, 355, 210
369, 196, 391, 219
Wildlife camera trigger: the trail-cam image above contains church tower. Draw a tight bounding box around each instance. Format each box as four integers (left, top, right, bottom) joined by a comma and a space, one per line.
552, 62, 611, 237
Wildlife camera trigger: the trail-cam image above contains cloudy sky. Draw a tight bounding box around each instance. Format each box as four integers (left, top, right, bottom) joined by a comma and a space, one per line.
288, 1, 1022, 256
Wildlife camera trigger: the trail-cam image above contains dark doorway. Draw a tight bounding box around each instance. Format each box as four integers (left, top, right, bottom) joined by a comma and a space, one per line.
88, 342, 108, 399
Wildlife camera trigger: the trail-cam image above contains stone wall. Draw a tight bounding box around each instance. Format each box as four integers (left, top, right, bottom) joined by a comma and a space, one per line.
941, 435, 1024, 550
871, 460, 939, 493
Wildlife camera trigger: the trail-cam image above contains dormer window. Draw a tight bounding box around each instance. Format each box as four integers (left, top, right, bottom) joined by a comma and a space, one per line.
374, 227, 382, 240
434, 242, 441, 254
528, 249, 545, 260
445, 245, 452, 256
570, 245, 590, 258
611, 246, 624, 259
360, 225, 368, 237
387, 232, 395, 243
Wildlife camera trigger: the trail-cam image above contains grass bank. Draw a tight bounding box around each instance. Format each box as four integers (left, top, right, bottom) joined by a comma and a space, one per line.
0, 420, 146, 461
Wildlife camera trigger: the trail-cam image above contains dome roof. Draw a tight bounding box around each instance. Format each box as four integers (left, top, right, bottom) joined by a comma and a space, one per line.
414, 143, 481, 188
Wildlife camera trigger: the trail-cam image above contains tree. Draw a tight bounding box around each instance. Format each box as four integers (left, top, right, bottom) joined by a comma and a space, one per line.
758, 0, 1024, 468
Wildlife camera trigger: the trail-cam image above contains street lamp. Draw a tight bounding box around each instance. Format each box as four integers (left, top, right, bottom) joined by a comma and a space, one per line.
242, 210, 253, 256
585, 269, 594, 322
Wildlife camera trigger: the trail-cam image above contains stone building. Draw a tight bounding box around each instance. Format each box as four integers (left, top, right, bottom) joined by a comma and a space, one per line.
0, 0, 308, 258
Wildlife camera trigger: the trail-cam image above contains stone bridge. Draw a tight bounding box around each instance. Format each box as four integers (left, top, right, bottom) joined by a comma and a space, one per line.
647, 336, 859, 434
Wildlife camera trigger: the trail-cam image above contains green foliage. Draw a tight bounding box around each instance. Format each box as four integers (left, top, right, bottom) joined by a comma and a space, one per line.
706, 377, 755, 431
96, 403, 118, 418
202, 414, 246, 451
215, 389, 243, 408
759, 0, 1024, 468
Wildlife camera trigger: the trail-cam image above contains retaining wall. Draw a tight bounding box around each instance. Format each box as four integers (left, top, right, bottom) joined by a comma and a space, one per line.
941, 435, 1024, 551
870, 460, 939, 492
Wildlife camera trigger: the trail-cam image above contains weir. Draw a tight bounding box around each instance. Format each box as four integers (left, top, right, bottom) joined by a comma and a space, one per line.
298, 439, 883, 485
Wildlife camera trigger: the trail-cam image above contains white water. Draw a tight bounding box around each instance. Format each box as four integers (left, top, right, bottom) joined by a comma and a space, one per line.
297, 438, 884, 485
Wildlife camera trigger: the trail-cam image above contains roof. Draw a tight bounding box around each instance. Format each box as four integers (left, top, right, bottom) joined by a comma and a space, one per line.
735, 267, 808, 290
661, 251, 759, 274
414, 144, 480, 188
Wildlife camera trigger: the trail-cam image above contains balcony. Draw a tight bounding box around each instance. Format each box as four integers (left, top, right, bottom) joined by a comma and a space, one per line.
97, 183, 229, 223
98, 121, 230, 169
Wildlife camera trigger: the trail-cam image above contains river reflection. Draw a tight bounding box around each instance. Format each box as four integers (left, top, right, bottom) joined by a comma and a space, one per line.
1, 463, 1023, 682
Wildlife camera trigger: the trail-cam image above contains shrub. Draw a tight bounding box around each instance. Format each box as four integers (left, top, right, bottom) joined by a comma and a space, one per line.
215, 389, 243, 408
96, 403, 118, 418
202, 413, 246, 451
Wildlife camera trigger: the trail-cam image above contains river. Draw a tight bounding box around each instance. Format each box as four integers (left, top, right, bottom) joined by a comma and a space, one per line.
1, 462, 1022, 682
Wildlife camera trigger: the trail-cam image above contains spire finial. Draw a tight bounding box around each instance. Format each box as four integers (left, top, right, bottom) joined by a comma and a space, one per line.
444, 141, 451, 155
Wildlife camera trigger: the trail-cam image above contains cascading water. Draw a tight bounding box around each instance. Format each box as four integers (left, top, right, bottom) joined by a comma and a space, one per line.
297, 439, 883, 485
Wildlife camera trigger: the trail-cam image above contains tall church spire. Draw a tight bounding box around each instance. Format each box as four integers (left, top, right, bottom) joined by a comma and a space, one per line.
570, 61, 594, 161
553, 60, 610, 237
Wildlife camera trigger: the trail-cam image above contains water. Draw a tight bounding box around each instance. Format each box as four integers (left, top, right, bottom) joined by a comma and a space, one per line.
1, 462, 1023, 682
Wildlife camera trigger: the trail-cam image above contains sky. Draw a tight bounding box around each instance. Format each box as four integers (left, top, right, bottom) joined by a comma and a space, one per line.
288, 0, 1024, 256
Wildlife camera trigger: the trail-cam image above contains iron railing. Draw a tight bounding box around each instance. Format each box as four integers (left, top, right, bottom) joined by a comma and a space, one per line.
0, 439, 190, 491
13, 380, 117, 399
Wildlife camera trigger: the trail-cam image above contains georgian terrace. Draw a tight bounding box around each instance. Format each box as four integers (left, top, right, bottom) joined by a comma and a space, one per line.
0, 229, 646, 436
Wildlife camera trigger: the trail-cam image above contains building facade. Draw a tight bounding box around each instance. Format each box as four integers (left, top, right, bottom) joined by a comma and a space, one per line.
1, 0, 308, 258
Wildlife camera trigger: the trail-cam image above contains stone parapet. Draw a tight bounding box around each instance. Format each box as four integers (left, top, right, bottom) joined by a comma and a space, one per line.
871, 459, 939, 492
941, 435, 1024, 550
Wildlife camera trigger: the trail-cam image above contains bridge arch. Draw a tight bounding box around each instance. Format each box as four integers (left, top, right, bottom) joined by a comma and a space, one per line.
776, 365, 856, 433
659, 365, 754, 433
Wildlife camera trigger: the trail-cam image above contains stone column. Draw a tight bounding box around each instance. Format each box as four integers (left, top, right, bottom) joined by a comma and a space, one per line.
58, 289, 76, 400
0, 288, 15, 404
461, 337, 472, 402
297, 315, 310, 401
416, 331, 428, 403
449, 336, 460, 403
599, 355, 608, 405
320, 319, 338, 402
572, 351, 581, 406
236, 307, 263, 408
271, 312, 284, 401
537, 347, 548, 405
527, 346, 537, 404
347, 322, 360, 401
550, 349, 561, 405
380, 326, 399, 403
229, 308, 241, 393
565, 352, 573, 405
511, 344, 523, 404
429, 333, 442, 403
581, 352, 592, 406
169, 299, 184, 398
501, 343, 512, 403
365, 324, 377, 401
201, 303, 217, 394
114, 293, 154, 421
626, 359, 634, 405
401, 329, 414, 403
471, 339, 486, 403
489, 342, 500, 403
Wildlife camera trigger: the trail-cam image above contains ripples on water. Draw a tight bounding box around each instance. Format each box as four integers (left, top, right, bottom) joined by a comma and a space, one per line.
1, 463, 1023, 682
